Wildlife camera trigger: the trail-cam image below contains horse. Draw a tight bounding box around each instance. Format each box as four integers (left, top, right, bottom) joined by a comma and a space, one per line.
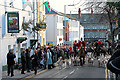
78, 47, 86, 66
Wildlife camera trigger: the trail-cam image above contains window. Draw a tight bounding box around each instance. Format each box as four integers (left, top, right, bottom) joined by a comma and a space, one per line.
13, 45, 16, 53
23, 17, 26, 35
23, 17, 25, 23
58, 17, 63, 23
28, 12, 31, 16
57, 29, 59, 36
40, 36, 42, 45
8, 45, 11, 51
43, 38, 45, 45
22, 43, 27, 49
57, 16, 58, 22
73, 31, 78, 38
60, 29, 63, 36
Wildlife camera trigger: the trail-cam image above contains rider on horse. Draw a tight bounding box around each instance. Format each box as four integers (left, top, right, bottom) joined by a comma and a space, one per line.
78, 38, 86, 66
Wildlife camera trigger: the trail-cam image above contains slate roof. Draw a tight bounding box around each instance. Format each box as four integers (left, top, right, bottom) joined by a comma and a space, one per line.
67, 14, 108, 24
45, 7, 79, 21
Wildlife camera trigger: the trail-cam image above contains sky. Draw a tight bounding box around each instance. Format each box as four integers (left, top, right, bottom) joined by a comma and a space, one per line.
48, 0, 88, 14
47, 0, 119, 14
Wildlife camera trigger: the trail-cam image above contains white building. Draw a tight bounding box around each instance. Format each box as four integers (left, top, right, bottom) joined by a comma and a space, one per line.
46, 14, 64, 46
68, 19, 84, 41
0, 0, 37, 67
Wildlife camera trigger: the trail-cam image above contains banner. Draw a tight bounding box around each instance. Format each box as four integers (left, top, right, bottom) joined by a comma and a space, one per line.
46, 41, 53, 46
7, 12, 19, 33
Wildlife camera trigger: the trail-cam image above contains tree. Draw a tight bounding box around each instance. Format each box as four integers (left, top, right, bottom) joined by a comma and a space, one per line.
84, 1, 120, 51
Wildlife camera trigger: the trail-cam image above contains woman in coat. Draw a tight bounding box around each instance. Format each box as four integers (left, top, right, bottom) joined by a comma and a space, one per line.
21, 50, 26, 74
46, 49, 52, 69
31, 50, 38, 74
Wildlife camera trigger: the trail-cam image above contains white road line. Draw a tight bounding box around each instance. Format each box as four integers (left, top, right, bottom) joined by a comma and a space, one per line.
69, 70, 75, 75
63, 76, 68, 79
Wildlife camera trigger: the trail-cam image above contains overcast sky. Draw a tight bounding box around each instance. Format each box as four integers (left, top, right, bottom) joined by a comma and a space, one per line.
48, 0, 88, 14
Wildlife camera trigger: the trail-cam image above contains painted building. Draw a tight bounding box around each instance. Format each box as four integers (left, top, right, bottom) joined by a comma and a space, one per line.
68, 13, 111, 42
46, 14, 64, 46
0, 0, 38, 67
37, 0, 46, 46
63, 17, 84, 45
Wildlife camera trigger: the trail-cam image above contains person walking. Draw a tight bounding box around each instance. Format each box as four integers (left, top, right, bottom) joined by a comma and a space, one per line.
7, 49, 16, 77
46, 49, 52, 69
21, 50, 26, 74
31, 50, 39, 75
25, 49, 31, 72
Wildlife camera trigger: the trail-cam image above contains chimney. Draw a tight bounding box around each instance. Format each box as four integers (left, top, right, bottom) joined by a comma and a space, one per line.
78, 8, 81, 19
91, 8, 93, 17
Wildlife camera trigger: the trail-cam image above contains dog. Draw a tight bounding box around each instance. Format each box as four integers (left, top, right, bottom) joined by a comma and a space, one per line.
87, 52, 94, 65
66, 59, 70, 68
98, 55, 111, 67
56, 57, 65, 69
88, 57, 94, 65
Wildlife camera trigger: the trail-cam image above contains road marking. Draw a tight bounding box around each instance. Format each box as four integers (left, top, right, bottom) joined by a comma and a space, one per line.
105, 64, 108, 80
108, 70, 111, 80
64, 76, 68, 79
25, 69, 48, 79
69, 70, 75, 75
49, 67, 66, 77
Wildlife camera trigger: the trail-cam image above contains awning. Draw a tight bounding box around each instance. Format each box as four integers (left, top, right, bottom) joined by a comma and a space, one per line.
30, 39, 38, 48
17, 37, 27, 44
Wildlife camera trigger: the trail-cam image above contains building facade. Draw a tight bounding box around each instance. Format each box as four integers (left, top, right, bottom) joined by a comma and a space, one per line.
46, 14, 64, 46
37, 0, 46, 46
63, 17, 84, 46
68, 14, 110, 42
0, 0, 39, 67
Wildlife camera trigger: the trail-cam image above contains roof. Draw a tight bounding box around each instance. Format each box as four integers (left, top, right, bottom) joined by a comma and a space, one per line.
67, 14, 108, 24
45, 7, 79, 21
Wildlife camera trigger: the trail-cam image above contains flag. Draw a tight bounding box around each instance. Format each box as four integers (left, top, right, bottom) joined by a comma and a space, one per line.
43, 1, 51, 13
22, 0, 29, 4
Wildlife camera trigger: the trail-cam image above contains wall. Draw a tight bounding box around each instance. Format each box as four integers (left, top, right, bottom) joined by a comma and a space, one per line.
57, 15, 64, 45
0, 0, 2, 77
80, 25, 84, 40
0, 0, 34, 66
69, 20, 80, 41
46, 15, 57, 45
46, 14, 63, 46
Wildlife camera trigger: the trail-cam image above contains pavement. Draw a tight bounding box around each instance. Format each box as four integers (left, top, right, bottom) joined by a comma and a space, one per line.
2, 54, 116, 80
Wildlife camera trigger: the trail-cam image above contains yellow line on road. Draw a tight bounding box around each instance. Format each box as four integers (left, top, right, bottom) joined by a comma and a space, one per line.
25, 69, 48, 79
105, 64, 108, 80
108, 70, 111, 80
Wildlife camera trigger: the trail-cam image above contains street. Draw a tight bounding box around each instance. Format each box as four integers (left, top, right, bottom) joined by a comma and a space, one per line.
1, 0, 120, 80
2, 55, 115, 80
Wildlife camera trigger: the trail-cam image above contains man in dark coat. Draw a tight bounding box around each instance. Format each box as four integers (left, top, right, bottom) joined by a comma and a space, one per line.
21, 50, 26, 74
107, 49, 120, 74
25, 49, 31, 72
7, 49, 16, 77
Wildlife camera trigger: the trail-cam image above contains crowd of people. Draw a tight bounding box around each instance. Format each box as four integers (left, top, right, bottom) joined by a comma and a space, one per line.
6, 38, 120, 77
7, 43, 72, 77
